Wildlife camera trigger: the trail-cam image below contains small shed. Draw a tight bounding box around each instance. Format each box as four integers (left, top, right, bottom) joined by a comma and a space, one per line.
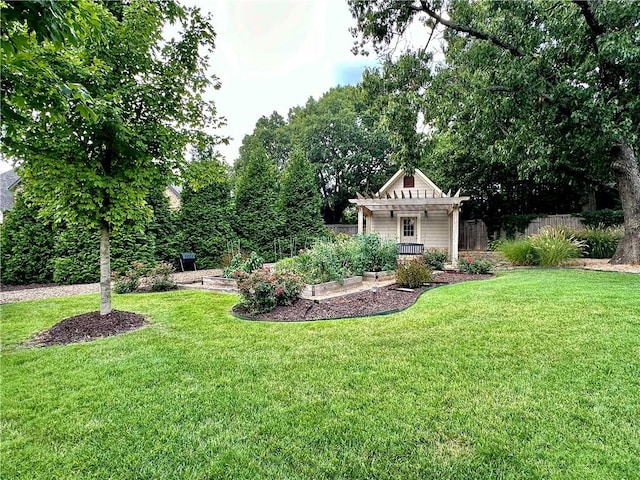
348, 168, 470, 264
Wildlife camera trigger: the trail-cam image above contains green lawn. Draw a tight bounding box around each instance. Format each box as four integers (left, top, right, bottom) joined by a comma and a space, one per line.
1, 269, 639, 479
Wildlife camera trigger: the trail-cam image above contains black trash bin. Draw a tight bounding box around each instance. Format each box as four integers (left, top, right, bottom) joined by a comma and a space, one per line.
179, 252, 197, 272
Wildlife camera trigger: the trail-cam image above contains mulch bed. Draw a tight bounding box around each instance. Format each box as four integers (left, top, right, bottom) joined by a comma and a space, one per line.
235, 272, 494, 322
30, 310, 147, 347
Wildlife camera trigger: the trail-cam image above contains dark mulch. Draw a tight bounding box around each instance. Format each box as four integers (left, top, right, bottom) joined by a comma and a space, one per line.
236, 272, 494, 322
30, 310, 147, 347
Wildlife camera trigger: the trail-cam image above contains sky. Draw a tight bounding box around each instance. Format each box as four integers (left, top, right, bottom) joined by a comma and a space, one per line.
202, 0, 379, 163
0, 0, 379, 173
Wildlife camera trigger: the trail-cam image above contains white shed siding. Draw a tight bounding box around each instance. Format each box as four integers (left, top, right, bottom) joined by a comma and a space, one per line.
370, 210, 448, 249
371, 213, 397, 240
422, 211, 449, 248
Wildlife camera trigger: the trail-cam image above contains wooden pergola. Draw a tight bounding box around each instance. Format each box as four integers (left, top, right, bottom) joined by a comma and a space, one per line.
349, 184, 470, 264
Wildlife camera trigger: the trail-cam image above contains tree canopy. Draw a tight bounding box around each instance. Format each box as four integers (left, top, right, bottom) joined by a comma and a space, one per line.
1, 0, 226, 312
349, 0, 640, 264
236, 85, 397, 224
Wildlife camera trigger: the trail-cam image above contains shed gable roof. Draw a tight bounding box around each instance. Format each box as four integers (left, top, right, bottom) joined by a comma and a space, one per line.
349, 167, 469, 212
378, 168, 444, 197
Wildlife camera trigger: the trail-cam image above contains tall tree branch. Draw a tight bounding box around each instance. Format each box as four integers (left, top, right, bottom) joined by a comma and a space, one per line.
413, 0, 525, 57
572, 0, 604, 54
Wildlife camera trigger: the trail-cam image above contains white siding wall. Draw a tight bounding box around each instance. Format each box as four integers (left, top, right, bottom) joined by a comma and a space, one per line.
371, 213, 397, 240
371, 210, 449, 249
422, 211, 449, 248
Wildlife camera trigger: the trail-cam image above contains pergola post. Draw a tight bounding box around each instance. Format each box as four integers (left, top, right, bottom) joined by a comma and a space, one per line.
451, 206, 460, 266
357, 206, 364, 235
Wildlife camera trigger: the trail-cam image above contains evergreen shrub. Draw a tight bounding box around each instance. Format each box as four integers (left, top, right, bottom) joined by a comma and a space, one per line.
0, 195, 55, 284
178, 179, 236, 269
52, 224, 156, 285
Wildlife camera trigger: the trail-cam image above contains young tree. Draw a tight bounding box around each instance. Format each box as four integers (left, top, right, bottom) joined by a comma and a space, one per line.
1, 0, 225, 313
233, 140, 281, 260
349, 0, 640, 264
277, 148, 326, 248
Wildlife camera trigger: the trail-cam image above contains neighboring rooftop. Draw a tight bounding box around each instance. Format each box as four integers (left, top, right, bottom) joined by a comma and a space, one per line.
0, 169, 20, 212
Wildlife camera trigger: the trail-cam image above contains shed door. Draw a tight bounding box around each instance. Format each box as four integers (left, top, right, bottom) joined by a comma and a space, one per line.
401, 217, 418, 243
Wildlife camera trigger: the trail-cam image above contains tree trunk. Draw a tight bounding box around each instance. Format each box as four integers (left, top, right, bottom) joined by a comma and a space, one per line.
610, 143, 640, 265
100, 222, 112, 315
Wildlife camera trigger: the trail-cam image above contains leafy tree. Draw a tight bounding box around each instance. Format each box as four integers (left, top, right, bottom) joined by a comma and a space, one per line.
349, 0, 640, 264
1, 0, 225, 313
288, 86, 396, 223
179, 156, 236, 268
0, 194, 55, 284
233, 141, 281, 261
1, 0, 102, 126
277, 148, 327, 248
235, 112, 291, 173
361, 52, 433, 173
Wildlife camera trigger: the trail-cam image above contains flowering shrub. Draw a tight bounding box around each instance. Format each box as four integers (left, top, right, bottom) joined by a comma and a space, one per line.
145, 262, 178, 292
395, 258, 433, 288
457, 257, 495, 274
113, 261, 177, 293
234, 268, 305, 314
113, 261, 147, 293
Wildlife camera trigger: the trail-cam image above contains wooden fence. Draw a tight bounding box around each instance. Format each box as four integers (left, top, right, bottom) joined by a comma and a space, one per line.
459, 214, 585, 250
327, 215, 584, 251
326, 224, 358, 236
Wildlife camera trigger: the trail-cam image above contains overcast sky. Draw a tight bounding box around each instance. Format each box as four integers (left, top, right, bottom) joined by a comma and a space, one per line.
0, 0, 378, 173
204, 0, 378, 163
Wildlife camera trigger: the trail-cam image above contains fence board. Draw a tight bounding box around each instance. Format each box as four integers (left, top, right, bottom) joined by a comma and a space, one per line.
326, 224, 358, 236
458, 214, 585, 250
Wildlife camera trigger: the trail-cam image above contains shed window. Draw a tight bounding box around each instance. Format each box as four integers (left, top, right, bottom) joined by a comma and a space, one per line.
403, 176, 415, 188
402, 218, 415, 237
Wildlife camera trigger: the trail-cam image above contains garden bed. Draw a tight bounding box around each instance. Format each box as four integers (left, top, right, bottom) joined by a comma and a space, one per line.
235, 271, 494, 322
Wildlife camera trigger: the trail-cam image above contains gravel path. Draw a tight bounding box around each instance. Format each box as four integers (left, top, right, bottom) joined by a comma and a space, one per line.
0, 269, 221, 305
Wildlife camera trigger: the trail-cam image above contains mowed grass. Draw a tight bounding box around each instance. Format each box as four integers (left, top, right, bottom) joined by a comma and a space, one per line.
1, 269, 639, 479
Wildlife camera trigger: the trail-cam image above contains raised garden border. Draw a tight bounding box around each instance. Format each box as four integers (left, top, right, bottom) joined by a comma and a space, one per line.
301, 276, 363, 297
